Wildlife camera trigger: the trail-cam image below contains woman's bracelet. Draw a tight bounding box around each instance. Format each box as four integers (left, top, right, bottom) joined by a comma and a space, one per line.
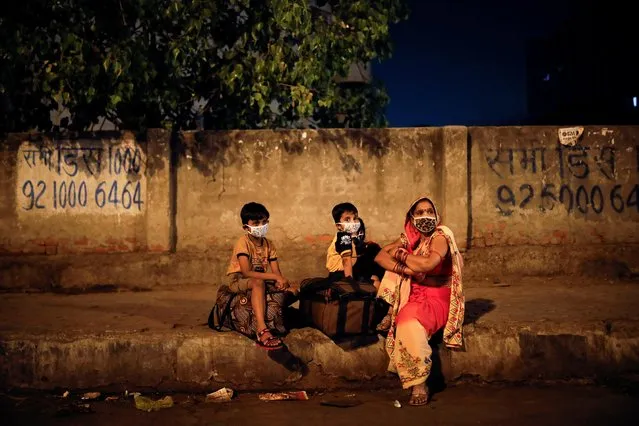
399, 263, 407, 275
393, 250, 409, 264
392, 261, 407, 276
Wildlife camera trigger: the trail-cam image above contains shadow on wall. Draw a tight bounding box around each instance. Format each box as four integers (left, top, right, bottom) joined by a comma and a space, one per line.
144, 129, 168, 178
580, 259, 638, 280
428, 299, 496, 396
181, 129, 394, 179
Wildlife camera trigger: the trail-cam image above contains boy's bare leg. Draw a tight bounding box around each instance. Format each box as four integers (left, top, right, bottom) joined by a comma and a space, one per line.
248, 278, 268, 331
248, 278, 283, 348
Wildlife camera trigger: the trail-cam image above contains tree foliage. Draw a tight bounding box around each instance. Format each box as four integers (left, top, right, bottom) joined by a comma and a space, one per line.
0, 0, 408, 133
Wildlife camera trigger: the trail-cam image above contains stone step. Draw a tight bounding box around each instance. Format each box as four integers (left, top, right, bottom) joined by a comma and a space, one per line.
2, 325, 638, 393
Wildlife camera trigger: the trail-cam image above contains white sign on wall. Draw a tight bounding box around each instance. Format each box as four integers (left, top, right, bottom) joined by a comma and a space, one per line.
558, 127, 584, 146
16, 140, 146, 215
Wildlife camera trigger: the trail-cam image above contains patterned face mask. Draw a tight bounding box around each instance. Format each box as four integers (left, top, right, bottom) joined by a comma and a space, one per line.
339, 221, 361, 234
247, 223, 269, 238
412, 216, 437, 234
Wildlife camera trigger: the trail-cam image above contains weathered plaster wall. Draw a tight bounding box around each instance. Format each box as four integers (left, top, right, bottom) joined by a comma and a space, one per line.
2, 125, 637, 289
0, 130, 171, 255
470, 126, 639, 247
175, 127, 467, 280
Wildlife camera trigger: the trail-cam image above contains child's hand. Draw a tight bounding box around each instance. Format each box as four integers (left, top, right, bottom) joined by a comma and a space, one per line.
275, 276, 290, 290
335, 232, 352, 254
352, 231, 366, 251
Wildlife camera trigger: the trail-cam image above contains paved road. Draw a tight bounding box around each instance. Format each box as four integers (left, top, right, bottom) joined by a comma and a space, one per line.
2, 383, 638, 426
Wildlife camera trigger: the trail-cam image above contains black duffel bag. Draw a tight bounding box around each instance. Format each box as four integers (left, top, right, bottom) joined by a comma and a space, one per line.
298, 276, 387, 338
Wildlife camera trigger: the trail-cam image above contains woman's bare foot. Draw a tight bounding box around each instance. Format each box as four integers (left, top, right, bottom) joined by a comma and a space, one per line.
408, 383, 428, 406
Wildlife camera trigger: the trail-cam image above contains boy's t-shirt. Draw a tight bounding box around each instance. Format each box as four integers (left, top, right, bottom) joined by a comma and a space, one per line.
326, 231, 358, 273
226, 234, 278, 277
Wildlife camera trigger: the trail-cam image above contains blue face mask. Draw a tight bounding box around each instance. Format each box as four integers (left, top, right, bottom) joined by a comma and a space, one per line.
247, 223, 269, 238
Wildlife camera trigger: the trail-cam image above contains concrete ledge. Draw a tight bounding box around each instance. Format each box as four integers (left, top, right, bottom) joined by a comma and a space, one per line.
1, 282, 638, 391
2, 326, 639, 392
0, 329, 391, 392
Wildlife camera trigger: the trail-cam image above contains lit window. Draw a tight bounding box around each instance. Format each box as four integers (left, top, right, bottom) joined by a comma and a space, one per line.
634, 96, 637, 108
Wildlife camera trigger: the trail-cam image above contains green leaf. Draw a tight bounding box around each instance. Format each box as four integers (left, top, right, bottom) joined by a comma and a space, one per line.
0, 0, 408, 133
254, 92, 265, 114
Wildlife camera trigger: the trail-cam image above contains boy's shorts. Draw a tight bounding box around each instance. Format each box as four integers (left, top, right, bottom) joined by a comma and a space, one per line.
228, 274, 252, 292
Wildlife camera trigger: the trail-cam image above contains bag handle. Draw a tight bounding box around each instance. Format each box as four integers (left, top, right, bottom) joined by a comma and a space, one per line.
208, 292, 237, 332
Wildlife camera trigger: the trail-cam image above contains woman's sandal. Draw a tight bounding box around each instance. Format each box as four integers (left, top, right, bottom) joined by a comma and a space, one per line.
256, 328, 283, 350
408, 391, 429, 406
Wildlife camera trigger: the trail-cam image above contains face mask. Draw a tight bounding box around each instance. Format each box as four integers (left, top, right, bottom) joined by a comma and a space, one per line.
413, 216, 437, 234
339, 221, 361, 234
247, 223, 269, 238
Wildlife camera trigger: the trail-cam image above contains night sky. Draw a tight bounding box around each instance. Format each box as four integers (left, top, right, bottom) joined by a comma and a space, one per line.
374, 0, 579, 127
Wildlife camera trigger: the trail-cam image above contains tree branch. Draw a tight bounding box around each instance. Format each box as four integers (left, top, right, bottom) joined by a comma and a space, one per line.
118, 0, 127, 26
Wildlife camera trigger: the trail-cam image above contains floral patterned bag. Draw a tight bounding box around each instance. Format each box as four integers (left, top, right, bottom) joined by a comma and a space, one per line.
208, 284, 291, 337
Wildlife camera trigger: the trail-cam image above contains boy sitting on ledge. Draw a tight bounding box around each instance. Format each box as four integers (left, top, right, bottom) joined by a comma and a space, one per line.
226, 202, 292, 350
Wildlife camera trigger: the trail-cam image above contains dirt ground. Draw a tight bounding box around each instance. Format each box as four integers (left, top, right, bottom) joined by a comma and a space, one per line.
2, 275, 638, 338
2, 383, 638, 426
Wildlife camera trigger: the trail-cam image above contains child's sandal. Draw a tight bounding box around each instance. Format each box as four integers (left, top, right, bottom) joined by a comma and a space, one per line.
256, 328, 283, 350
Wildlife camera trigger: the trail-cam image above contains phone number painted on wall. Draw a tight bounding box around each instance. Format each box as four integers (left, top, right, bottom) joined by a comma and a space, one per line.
16, 141, 146, 215
21, 179, 144, 211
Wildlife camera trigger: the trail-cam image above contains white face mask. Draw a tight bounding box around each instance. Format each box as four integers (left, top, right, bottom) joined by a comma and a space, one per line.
339, 221, 361, 234
247, 223, 269, 238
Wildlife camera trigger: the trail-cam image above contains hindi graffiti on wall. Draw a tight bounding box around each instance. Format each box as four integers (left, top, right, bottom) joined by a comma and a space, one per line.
484, 139, 639, 217
16, 140, 146, 215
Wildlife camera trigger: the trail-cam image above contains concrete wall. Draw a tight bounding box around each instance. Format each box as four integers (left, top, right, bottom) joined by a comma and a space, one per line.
0, 130, 171, 255
176, 127, 467, 279
1, 125, 637, 288
470, 126, 639, 247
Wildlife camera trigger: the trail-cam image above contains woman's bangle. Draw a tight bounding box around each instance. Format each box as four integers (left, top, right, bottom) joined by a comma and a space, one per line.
392, 262, 407, 276
393, 249, 409, 264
